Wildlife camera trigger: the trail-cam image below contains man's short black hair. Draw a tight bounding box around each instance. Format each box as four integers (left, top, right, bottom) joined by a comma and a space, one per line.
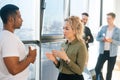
0, 4, 19, 24
82, 12, 89, 17
107, 12, 116, 18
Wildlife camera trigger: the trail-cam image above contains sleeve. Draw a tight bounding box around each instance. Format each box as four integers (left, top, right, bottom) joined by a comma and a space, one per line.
96, 27, 105, 41
66, 44, 88, 75
2, 37, 19, 58
53, 42, 65, 68
87, 28, 94, 43
112, 29, 120, 46
53, 60, 60, 68
112, 39, 120, 46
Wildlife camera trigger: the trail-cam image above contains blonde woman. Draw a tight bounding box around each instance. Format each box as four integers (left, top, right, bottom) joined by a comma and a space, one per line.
46, 16, 87, 80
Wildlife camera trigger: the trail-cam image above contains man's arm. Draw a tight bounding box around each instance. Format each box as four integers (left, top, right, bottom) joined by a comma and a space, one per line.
87, 27, 94, 43
3, 47, 36, 75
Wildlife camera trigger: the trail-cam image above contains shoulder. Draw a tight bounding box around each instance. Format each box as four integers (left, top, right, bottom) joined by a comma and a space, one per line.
76, 41, 86, 48
114, 26, 120, 33
76, 41, 87, 55
101, 25, 108, 29
98, 25, 108, 32
85, 26, 90, 29
85, 26, 90, 30
0, 31, 18, 44
0, 31, 14, 38
115, 26, 120, 30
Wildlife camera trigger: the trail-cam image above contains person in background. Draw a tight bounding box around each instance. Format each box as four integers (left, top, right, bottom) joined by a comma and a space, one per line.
95, 12, 120, 80
46, 16, 88, 80
0, 4, 37, 80
81, 12, 94, 79
81, 12, 94, 50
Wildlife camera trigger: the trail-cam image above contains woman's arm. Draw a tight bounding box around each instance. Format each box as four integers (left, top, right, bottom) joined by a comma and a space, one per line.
46, 53, 60, 68
52, 44, 88, 75
66, 44, 87, 75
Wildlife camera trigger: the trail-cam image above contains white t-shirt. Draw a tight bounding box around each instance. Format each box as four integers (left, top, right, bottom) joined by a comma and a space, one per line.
0, 30, 29, 80
104, 28, 114, 50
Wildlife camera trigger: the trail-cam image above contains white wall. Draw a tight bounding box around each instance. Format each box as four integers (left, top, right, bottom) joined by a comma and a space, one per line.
70, 0, 89, 16
102, 0, 120, 28
88, 0, 100, 35
102, 0, 115, 25
70, 0, 100, 35
115, 0, 120, 27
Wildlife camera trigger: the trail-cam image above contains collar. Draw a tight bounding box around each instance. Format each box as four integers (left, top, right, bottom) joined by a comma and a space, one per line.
65, 39, 78, 45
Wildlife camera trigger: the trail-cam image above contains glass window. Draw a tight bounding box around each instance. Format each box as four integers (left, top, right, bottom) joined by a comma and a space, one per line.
41, 42, 63, 80
42, 0, 64, 35
41, 0, 65, 80
25, 44, 40, 80
0, 0, 40, 40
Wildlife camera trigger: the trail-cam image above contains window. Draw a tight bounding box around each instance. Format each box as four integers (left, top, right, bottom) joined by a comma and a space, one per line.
0, 0, 40, 40
41, 0, 65, 80
42, 0, 64, 35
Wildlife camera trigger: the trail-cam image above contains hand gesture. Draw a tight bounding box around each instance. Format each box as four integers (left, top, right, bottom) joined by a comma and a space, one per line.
87, 36, 90, 40
46, 52, 56, 62
103, 38, 112, 43
46, 52, 58, 64
28, 46, 37, 63
103, 38, 107, 42
106, 38, 112, 43
52, 48, 68, 61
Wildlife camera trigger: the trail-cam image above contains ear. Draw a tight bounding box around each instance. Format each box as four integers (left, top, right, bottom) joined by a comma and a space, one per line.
8, 16, 14, 24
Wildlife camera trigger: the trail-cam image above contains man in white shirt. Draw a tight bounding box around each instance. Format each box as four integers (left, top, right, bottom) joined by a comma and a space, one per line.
0, 4, 37, 80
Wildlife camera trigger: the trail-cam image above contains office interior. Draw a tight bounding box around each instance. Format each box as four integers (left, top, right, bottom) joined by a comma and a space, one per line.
0, 0, 120, 80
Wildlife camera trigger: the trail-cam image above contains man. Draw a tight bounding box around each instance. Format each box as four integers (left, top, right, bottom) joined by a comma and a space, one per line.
95, 12, 120, 80
82, 12, 94, 49
0, 4, 37, 80
81, 12, 94, 79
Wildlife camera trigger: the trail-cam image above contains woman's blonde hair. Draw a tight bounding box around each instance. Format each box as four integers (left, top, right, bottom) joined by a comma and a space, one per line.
64, 16, 84, 42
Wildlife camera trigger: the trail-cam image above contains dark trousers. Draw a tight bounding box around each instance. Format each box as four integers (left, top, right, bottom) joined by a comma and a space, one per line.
95, 51, 117, 80
57, 73, 84, 80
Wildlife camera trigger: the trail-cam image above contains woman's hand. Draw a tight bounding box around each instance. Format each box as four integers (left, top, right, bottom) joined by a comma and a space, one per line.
52, 48, 69, 61
46, 52, 58, 64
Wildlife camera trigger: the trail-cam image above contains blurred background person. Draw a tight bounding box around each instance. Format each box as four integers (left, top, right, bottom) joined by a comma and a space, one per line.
81, 12, 94, 79
95, 12, 120, 80
81, 12, 94, 50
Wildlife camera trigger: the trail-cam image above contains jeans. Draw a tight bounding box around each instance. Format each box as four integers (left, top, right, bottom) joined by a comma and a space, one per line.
95, 51, 117, 80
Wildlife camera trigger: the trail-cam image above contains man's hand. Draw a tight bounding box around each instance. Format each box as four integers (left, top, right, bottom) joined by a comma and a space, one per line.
85, 36, 90, 43
106, 38, 113, 43
87, 36, 90, 40
28, 46, 37, 63
103, 38, 107, 42
103, 38, 112, 43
